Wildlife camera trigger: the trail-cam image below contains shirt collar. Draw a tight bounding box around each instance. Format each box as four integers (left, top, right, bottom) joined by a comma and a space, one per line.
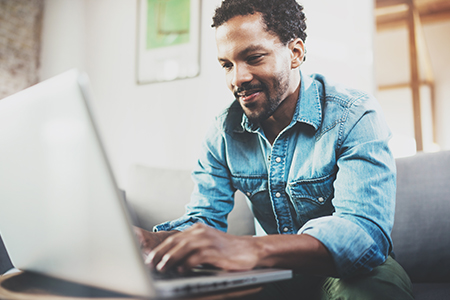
239, 71, 322, 133
294, 71, 322, 130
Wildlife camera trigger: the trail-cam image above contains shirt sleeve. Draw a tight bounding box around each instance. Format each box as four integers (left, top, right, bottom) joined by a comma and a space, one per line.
154, 119, 236, 233
299, 94, 396, 278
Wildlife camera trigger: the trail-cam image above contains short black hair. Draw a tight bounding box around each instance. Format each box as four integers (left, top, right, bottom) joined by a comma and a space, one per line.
211, 0, 307, 45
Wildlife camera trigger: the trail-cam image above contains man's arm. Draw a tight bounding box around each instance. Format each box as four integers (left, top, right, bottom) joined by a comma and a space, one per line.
146, 223, 337, 276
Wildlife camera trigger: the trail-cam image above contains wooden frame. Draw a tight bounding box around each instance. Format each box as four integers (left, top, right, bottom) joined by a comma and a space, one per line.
375, 0, 444, 151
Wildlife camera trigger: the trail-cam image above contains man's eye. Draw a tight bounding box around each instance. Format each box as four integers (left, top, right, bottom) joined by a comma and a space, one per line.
247, 55, 264, 64
222, 63, 233, 71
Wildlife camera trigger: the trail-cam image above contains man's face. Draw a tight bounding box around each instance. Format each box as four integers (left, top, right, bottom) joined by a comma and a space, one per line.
215, 13, 294, 125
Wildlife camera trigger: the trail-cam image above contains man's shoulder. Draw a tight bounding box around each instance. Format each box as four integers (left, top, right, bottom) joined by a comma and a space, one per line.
302, 73, 383, 138
309, 73, 375, 109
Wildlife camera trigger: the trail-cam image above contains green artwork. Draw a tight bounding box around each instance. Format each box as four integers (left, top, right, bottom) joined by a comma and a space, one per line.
146, 0, 191, 49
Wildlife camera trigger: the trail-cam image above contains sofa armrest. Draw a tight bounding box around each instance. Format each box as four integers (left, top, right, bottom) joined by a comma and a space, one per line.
392, 150, 450, 283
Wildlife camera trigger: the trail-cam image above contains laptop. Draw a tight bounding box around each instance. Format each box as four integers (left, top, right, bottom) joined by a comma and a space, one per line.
0, 70, 292, 298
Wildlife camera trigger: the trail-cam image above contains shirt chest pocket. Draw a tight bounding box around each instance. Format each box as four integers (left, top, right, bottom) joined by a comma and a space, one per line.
287, 172, 336, 222
231, 176, 277, 228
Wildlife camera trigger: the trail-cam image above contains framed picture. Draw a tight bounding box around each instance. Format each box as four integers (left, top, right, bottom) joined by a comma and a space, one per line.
136, 0, 201, 84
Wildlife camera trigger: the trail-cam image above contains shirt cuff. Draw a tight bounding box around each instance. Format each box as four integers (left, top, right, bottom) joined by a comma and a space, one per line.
153, 215, 203, 232
298, 216, 386, 278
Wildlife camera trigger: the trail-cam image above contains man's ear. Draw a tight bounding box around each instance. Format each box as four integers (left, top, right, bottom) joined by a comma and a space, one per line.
289, 38, 305, 69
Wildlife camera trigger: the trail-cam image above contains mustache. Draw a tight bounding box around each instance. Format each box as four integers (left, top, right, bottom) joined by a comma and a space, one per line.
233, 83, 265, 98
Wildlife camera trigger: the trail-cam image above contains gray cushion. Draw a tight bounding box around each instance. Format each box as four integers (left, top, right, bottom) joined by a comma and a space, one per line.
392, 150, 450, 283
126, 165, 255, 236
413, 283, 450, 300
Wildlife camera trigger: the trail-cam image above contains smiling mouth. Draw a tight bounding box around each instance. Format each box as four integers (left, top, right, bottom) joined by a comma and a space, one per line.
237, 90, 260, 101
235, 85, 264, 103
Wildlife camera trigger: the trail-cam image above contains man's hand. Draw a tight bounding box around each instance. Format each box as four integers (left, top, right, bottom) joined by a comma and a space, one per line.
144, 223, 337, 277
146, 223, 263, 273
133, 227, 179, 256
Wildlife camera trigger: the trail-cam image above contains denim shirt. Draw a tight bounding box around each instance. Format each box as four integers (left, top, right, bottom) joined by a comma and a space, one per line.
155, 72, 396, 278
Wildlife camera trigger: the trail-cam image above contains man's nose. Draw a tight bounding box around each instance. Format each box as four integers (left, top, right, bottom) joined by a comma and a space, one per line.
231, 64, 252, 88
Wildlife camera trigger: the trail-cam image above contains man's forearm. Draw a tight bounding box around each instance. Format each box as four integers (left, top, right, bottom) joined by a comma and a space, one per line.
254, 233, 337, 276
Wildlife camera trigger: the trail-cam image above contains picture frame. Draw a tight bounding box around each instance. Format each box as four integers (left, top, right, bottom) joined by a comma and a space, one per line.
136, 0, 201, 84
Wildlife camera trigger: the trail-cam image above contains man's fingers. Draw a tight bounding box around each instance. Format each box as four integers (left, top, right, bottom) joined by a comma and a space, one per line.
177, 249, 220, 273
146, 235, 176, 267
135, 228, 181, 259
149, 229, 213, 272
154, 238, 199, 272
148, 234, 187, 269
147, 223, 252, 273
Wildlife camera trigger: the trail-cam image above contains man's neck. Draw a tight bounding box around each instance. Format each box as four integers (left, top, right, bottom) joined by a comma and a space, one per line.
261, 82, 301, 145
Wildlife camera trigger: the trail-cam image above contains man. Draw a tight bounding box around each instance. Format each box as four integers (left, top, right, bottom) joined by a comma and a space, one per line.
136, 0, 414, 298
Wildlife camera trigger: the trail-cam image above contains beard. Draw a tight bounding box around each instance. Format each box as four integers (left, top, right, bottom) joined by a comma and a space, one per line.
235, 70, 290, 126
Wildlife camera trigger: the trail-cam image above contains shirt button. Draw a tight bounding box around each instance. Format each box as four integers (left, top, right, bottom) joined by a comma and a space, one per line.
275, 157, 281, 163
283, 227, 289, 232
318, 197, 325, 203
275, 192, 281, 198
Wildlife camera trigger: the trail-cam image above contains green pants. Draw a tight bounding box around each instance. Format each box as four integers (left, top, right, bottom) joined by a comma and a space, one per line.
254, 256, 414, 300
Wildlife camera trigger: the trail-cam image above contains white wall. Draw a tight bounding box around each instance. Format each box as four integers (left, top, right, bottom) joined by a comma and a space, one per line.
40, 0, 86, 78
301, 0, 376, 93
40, 0, 375, 189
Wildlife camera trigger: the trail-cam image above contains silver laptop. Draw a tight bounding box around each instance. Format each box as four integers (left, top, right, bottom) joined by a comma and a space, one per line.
0, 70, 292, 298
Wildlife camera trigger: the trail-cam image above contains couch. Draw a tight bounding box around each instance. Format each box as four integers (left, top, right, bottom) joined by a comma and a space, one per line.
391, 150, 450, 299
124, 155, 450, 300
1, 151, 449, 300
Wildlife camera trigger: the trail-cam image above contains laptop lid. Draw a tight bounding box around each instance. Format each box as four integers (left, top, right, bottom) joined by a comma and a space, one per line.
0, 70, 292, 298
0, 70, 156, 298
